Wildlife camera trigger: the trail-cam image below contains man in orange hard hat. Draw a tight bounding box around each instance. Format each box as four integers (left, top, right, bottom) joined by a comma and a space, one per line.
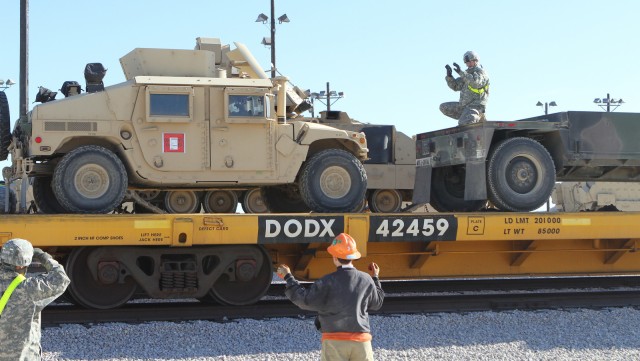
277, 233, 384, 361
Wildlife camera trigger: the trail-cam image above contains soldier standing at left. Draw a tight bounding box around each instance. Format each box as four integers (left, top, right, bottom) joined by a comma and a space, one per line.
0, 238, 70, 361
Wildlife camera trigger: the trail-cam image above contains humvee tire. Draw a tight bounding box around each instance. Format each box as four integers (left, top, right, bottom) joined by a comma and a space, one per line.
261, 185, 310, 213
0, 92, 11, 161
0, 185, 16, 214
33, 177, 68, 213
487, 137, 556, 212
203, 190, 238, 213
369, 189, 403, 213
52, 145, 128, 214
299, 149, 367, 213
430, 165, 486, 212
241, 188, 268, 214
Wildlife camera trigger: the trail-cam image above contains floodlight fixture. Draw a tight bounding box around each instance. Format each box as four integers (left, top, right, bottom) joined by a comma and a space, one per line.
255, 13, 268, 23
277, 14, 290, 23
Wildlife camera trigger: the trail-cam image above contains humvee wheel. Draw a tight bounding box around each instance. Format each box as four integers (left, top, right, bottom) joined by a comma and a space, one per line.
487, 137, 555, 212
33, 177, 67, 213
203, 190, 238, 213
299, 149, 367, 212
430, 166, 486, 212
369, 189, 403, 213
0, 92, 11, 161
65, 247, 137, 309
241, 188, 268, 213
206, 246, 272, 306
261, 185, 310, 213
164, 191, 201, 213
52, 145, 128, 214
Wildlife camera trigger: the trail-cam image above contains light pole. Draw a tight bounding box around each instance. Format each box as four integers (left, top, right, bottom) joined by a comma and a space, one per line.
536, 101, 557, 115
306, 82, 344, 117
255, 0, 289, 78
0, 79, 16, 91
594, 93, 624, 112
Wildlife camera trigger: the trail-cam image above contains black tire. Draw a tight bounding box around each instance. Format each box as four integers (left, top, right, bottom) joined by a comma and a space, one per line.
487, 137, 556, 212
430, 166, 486, 212
52, 145, 128, 214
261, 185, 310, 213
0, 185, 16, 214
0, 92, 11, 161
203, 190, 238, 213
369, 189, 403, 213
241, 188, 268, 213
33, 177, 68, 213
299, 149, 367, 213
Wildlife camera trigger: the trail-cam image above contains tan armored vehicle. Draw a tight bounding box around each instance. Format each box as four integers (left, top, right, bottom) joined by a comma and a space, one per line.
8, 38, 368, 214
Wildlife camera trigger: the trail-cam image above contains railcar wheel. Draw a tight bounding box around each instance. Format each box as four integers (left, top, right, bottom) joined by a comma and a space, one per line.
203, 190, 238, 213
0, 91, 11, 161
33, 177, 68, 213
52, 145, 128, 214
299, 149, 367, 212
164, 190, 201, 213
65, 247, 137, 309
241, 188, 268, 213
430, 166, 486, 212
207, 246, 272, 306
261, 185, 310, 213
369, 189, 403, 213
487, 137, 555, 212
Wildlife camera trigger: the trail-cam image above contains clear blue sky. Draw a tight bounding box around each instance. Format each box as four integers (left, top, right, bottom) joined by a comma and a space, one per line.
1, 0, 638, 160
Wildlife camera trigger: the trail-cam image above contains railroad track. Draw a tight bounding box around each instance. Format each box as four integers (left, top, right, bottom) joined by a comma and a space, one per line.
43, 276, 640, 326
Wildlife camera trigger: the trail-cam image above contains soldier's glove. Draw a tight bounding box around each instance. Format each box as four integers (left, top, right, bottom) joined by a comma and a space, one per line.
445, 64, 452, 77
276, 264, 291, 279
453, 62, 462, 75
32, 248, 47, 262
32, 248, 54, 270
368, 262, 380, 278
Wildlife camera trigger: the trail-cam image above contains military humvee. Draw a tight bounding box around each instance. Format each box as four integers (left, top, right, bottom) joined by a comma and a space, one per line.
413, 111, 640, 212
8, 38, 368, 214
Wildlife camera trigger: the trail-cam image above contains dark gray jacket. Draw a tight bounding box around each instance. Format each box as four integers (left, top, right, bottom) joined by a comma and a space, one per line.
285, 266, 384, 333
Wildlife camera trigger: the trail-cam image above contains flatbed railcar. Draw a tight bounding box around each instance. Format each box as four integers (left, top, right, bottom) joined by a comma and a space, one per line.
2, 211, 640, 309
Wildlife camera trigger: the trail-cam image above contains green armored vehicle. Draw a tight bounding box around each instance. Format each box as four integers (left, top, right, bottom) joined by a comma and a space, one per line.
413, 112, 640, 212
8, 38, 368, 214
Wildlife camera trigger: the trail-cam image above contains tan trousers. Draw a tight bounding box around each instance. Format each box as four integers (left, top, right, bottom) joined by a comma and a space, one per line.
321, 339, 374, 361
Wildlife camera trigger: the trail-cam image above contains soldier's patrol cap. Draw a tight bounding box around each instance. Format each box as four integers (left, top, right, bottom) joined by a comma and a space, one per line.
1, 238, 34, 267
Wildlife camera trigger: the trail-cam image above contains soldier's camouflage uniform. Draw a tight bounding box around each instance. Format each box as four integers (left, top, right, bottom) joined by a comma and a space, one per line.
0, 241, 70, 361
440, 65, 490, 125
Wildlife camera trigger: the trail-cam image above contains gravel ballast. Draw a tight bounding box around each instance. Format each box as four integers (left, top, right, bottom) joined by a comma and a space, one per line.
41, 307, 640, 360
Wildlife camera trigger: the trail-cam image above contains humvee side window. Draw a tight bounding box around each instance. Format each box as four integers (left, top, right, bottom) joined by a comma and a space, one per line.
150, 94, 190, 116
145, 86, 194, 123
228, 95, 265, 117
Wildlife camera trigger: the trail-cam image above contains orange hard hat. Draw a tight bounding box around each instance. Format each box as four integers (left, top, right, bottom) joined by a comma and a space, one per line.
327, 233, 361, 260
